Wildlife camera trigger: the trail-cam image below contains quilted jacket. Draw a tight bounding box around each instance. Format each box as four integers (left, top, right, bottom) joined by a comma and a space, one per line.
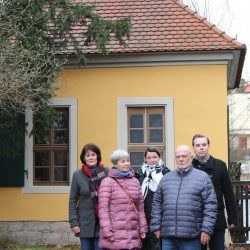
150, 166, 217, 239
98, 168, 148, 249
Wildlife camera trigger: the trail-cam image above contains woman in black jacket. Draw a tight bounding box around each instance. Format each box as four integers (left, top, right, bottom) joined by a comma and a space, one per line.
136, 147, 170, 250
69, 143, 108, 250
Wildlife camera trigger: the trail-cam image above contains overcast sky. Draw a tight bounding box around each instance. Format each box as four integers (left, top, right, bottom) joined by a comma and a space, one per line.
182, 0, 250, 80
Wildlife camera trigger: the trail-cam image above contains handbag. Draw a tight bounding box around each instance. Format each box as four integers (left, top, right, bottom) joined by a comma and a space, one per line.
111, 177, 138, 214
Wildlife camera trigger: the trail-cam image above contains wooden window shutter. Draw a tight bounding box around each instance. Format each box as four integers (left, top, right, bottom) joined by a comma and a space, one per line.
0, 115, 25, 187
0, 151, 24, 187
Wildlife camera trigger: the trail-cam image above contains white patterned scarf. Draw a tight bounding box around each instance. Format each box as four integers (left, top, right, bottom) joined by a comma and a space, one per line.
141, 159, 165, 199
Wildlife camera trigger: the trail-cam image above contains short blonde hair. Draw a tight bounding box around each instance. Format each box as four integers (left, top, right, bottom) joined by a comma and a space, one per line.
110, 149, 129, 165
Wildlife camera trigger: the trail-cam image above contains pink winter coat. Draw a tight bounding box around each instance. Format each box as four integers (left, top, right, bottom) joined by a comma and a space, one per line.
98, 168, 148, 249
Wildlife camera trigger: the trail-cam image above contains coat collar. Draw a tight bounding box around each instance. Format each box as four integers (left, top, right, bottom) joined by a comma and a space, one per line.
193, 155, 213, 170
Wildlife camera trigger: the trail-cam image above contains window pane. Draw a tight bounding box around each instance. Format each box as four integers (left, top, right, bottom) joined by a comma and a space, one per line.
54, 110, 68, 129
34, 167, 49, 181
130, 130, 144, 143
34, 130, 50, 145
130, 152, 144, 166
54, 130, 69, 144
130, 115, 143, 128
34, 152, 49, 166
54, 151, 68, 166
149, 129, 163, 143
55, 167, 68, 181
149, 114, 163, 127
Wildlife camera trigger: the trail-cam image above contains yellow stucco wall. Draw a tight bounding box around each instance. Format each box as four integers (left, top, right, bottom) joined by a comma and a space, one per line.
0, 64, 228, 220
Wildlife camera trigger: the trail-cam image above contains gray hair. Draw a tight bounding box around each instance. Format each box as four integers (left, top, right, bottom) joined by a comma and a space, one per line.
110, 149, 129, 165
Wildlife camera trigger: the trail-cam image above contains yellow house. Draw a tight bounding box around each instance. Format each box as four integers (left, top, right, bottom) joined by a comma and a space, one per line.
0, 0, 246, 246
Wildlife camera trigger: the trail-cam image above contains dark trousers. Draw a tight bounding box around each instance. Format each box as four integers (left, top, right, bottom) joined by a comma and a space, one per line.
201, 230, 225, 250
80, 237, 103, 250
141, 232, 161, 250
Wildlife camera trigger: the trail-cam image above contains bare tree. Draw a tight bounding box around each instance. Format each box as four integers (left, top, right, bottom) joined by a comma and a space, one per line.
180, 0, 233, 32
0, 0, 131, 157
0, 0, 131, 114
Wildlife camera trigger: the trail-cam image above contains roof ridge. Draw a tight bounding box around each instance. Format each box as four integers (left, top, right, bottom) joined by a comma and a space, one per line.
172, 0, 246, 49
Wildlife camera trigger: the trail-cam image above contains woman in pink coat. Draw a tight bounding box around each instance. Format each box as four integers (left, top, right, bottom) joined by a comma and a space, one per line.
98, 149, 148, 250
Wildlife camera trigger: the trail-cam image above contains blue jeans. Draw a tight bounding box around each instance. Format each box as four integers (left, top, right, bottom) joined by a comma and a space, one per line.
162, 238, 201, 250
80, 238, 103, 250
201, 230, 225, 250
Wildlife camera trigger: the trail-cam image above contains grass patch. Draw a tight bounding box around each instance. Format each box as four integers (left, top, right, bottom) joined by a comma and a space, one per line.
0, 238, 80, 250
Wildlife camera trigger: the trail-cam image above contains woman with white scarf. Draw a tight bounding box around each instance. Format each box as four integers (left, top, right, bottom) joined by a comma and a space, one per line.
135, 147, 170, 250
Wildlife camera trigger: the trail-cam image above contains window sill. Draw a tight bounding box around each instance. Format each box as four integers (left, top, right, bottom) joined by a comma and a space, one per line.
22, 185, 70, 194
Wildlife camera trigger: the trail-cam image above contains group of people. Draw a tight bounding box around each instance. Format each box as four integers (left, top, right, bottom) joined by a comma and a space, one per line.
69, 134, 237, 250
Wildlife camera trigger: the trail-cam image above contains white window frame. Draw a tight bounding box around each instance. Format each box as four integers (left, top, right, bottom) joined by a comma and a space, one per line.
118, 97, 175, 170
23, 98, 78, 193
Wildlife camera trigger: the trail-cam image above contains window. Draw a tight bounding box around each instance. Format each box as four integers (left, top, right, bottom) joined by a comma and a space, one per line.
128, 107, 165, 167
33, 108, 69, 186
24, 98, 77, 193
118, 98, 174, 170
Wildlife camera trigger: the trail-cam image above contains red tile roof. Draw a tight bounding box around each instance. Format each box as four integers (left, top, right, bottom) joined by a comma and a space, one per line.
68, 0, 246, 54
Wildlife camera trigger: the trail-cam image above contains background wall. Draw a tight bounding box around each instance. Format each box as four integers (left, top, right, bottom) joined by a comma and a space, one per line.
0, 64, 228, 221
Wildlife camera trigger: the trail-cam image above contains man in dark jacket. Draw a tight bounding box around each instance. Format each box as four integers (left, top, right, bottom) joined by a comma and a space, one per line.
192, 134, 237, 250
151, 145, 217, 250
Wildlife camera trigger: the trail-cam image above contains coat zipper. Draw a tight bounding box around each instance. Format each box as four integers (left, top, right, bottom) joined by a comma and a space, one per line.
175, 175, 183, 236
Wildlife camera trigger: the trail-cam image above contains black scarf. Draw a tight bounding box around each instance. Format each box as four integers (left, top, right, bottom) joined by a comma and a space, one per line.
82, 163, 107, 218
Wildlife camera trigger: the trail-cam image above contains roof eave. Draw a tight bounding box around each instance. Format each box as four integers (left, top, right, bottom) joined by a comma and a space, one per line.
227, 46, 246, 90
61, 48, 246, 90
234, 47, 246, 89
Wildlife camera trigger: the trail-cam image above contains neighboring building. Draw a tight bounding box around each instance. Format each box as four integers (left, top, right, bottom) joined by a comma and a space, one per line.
228, 83, 250, 180
0, 0, 246, 246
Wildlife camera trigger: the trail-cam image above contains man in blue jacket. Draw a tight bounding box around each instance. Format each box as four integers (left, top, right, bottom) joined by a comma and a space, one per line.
151, 145, 217, 250
192, 134, 237, 250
